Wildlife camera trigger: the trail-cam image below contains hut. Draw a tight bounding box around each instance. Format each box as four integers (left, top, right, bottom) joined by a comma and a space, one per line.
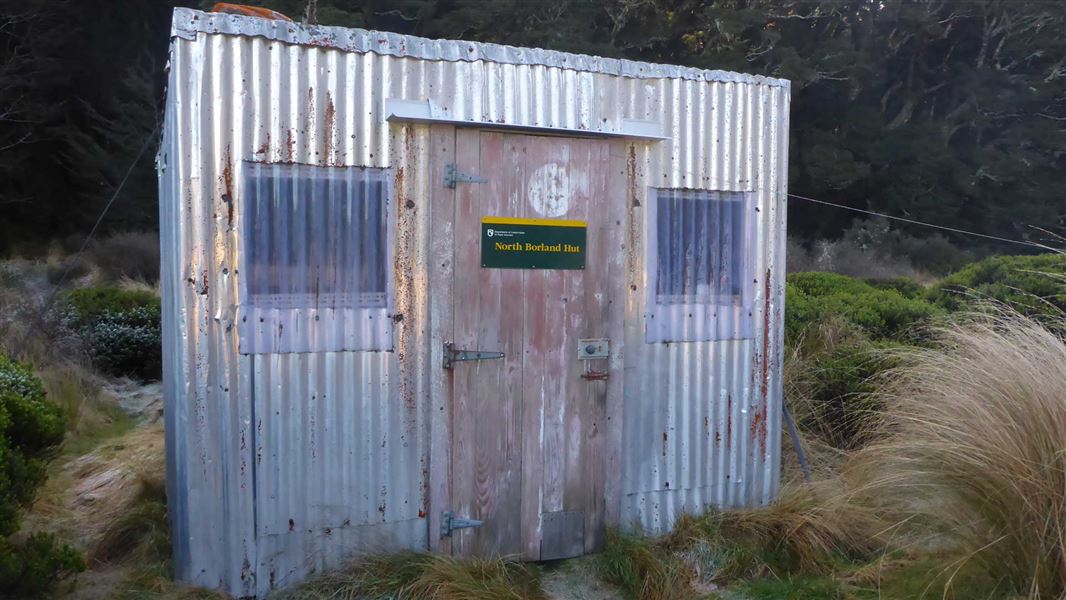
157, 7, 790, 597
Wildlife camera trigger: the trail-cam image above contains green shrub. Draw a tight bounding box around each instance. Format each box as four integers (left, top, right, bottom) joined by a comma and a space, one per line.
0, 532, 85, 598
0, 357, 82, 598
864, 276, 924, 299
0, 356, 65, 534
82, 305, 162, 381
63, 287, 159, 329
786, 272, 940, 345
928, 253, 1066, 320
63, 287, 161, 381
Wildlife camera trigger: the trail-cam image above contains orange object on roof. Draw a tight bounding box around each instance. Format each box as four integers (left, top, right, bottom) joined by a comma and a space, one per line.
210, 3, 292, 22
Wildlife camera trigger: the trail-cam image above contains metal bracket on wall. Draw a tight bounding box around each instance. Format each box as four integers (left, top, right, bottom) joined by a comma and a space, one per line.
443, 163, 488, 188
443, 342, 504, 369
440, 511, 484, 537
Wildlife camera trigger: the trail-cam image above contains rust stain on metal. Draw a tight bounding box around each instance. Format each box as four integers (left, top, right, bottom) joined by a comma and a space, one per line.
323, 91, 337, 163
220, 148, 235, 229
419, 454, 430, 519
625, 142, 641, 296
761, 269, 772, 401
750, 410, 767, 457
757, 269, 772, 456
394, 125, 418, 418
396, 167, 405, 206
254, 134, 270, 157
627, 145, 639, 207
726, 393, 733, 448
284, 129, 295, 162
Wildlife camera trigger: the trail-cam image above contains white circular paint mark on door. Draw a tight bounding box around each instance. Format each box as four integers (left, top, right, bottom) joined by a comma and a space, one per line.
527, 162, 570, 217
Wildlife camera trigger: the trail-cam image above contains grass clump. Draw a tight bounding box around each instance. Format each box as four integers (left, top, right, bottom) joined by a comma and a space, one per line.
90, 473, 169, 565
598, 529, 690, 600
597, 482, 883, 598
283, 552, 546, 600
855, 310, 1066, 598
665, 482, 882, 581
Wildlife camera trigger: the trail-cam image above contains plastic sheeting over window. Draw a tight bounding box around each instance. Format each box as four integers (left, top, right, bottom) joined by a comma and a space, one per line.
238, 163, 393, 354
646, 189, 754, 343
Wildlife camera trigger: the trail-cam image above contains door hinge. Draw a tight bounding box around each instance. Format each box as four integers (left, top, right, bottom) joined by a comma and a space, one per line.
441, 511, 484, 537
443, 342, 504, 369
444, 163, 488, 188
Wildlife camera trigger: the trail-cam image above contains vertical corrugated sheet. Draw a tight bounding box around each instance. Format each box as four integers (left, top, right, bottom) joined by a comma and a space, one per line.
160, 8, 788, 597
620, 79, 789, 533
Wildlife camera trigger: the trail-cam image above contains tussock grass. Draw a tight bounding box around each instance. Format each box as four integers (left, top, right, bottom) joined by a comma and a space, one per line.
701, 481, 883, 575
90, 473, 168, 565
282, 551, 546, 600
853, 310, 1066, 598
598, 529, 690, 600
28, 425, 165, 554
597, 480, 885, 598
108, 564, 228, 600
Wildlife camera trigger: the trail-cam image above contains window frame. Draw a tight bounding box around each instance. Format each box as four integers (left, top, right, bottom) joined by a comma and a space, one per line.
645, 187, 755, 343
237, 161, 394, 354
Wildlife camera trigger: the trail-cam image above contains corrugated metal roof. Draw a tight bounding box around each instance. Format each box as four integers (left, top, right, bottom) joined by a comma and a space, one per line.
171, 7, 790, 90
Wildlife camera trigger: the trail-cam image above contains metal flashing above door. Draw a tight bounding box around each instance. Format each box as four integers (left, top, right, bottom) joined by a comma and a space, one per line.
385, 99, 667, 140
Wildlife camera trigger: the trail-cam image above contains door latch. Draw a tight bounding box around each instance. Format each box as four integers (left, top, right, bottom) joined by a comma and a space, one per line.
444, 163, 488, 188
443, 342, 504, 369
441, 511, 484, 537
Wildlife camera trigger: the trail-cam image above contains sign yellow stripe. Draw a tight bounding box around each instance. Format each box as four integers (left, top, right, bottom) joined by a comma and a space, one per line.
481, 216, 587, 228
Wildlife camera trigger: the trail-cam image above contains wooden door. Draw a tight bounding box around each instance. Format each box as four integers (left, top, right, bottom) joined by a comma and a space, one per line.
447, 131, 623, 560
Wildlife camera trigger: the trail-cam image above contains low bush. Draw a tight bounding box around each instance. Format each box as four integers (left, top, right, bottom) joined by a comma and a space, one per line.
864, 276, 924, 299
0, 356, 65, 532
81, 305, 162, 381
0, 355, 84, 597
0, 532, 85, 597
786, 272, 940, 344
64, 287, 159, 329
786, 219, 973, 278
928, 253, 1066, 321
63, 287, 161, 381
88, 231, 160, 284
856, 311, 1066, 597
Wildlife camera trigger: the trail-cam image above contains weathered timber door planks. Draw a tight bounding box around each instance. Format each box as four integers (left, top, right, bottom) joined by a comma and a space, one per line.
447, 131, 623, 560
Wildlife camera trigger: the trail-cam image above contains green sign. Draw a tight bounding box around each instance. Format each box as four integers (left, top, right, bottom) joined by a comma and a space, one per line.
481, 216, 587, 270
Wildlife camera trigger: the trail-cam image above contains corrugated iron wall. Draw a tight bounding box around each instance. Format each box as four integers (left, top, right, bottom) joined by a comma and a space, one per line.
621, 79, 789, 532
160, 8, 788, 597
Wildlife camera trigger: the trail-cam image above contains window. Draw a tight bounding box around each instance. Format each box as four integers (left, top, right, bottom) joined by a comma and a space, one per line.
646, 189, 754, 343
238, 162, 392, 354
